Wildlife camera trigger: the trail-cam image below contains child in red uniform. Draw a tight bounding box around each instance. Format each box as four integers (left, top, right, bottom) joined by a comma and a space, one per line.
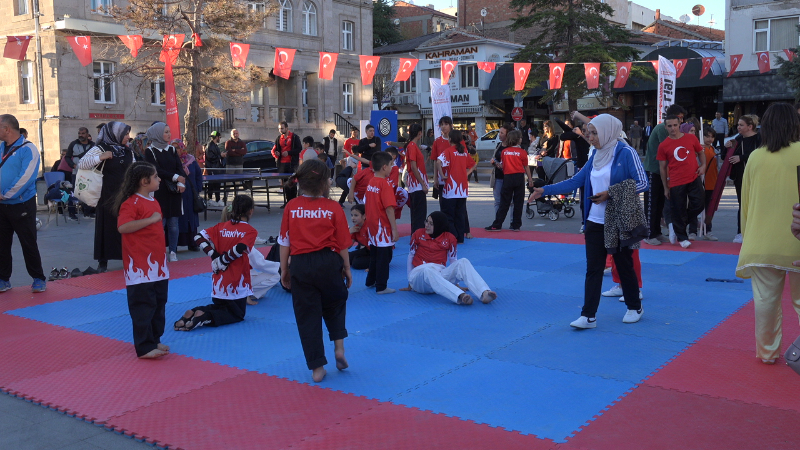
486, 130, 533, 231
365, 152, 399, 294
114, 161, 170, 359
405, 123, 428, 232
347, 163, 374, 204
400, 212, 496, 305
431, 116, 452, 204
701, 129, 719, 241
349, 204, 370, 270
385, 147, 408, 220
437, 129, 476, 243
173, 195, 258, 330
279, 159, 352, 383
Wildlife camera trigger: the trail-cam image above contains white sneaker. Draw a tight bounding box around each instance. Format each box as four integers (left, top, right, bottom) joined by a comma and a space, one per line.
619, 290, 644, 302
169, 251, 178, 262
643, 238, 661, 246
570, 316, 597, 329
668, 224, 676, 244
656, 234, 670, 243
579, 225, 585, 234
733, 233, 743, 244
679, 240, 691, 249
688, 233, 697, 241
602, 285, 623, 297
254, 237, 267, 245
603, 267, 612, 276
622, 308, 643, 323
703, 232, 719, 241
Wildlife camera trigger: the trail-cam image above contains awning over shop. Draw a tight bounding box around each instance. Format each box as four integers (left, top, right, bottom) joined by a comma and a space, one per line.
723, 72, 794, 102
483, 63, 547, 103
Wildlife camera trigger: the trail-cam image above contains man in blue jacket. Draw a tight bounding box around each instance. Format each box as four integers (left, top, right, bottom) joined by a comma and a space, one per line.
0, 114, 46, 292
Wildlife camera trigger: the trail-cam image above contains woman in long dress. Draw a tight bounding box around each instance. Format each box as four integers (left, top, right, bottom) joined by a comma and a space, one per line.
144, 123, 186, 262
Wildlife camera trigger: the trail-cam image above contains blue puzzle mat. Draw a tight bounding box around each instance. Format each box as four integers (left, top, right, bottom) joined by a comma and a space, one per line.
7, 238, 753, 442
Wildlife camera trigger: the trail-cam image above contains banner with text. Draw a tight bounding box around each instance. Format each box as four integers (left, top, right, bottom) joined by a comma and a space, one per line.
429, 78, 452, 139
656, 55, 676, 125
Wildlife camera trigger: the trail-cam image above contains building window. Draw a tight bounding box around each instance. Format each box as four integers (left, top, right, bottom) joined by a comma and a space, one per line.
399, 71, 416, 93
343, 82, 354, 114
17, 0, 28, 15
302, 78, 308, 106
428, 68, 441, 88
93, 61, 115, 104
342, 21, 354, 51
151, 80, 165, 105
302, 1, 317, 36
249, 2, 266, 27
91, 0, 112, 12
460, 64, 478, 88
754, 17, 800, 52
19, 60, 33, 104
277, 0, 292, 32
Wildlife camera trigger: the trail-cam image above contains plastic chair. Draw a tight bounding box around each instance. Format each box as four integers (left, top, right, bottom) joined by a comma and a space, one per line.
43, 171, 73, 226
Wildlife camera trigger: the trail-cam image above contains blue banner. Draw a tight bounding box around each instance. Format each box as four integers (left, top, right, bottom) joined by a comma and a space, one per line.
370, 110, 398, 152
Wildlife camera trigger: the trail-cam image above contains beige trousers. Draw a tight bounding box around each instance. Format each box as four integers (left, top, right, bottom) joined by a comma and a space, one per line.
750, 267, 800, 360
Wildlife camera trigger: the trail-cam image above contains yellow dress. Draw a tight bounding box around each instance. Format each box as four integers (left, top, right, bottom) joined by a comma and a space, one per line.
736, 142, 800, 278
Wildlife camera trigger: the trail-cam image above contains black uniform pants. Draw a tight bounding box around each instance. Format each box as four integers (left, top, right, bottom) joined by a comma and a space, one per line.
126, 279, 168, 357
441, 197, 467, 243
366, 245, 393, 291
193, 297, 247, 327
409, 190, 427, 233
669, 178, 705, 242
491, 173, 525, 230
349, 246, 370, 270
0, 197, 44, 281
583, 221, 641, 318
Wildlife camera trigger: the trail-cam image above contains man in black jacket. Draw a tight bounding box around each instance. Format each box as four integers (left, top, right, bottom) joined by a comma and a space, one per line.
205, 131, 224, 205
274, 121, 302, 202
322, 129, 338, 164
355, 124, 381, 165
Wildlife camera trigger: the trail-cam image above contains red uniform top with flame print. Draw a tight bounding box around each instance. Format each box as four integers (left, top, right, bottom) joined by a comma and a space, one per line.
438, 145, 476, 199
501, 146, 529, 175
201, 220, 257, 299
279, 196, 351, 255
351, 167, 375, 203
365, 177, 397, 247
118, 194, 170, 286
351, 225, 369, 247
409, 228, 457, 267
405, 141, 427, 193
431, 136, 450, 185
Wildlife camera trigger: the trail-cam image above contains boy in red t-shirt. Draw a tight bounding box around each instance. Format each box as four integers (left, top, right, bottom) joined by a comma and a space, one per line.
486, 130, 533, 231
657, 115, 706, 248
364, 152, 398, 294
348, 204, 370, 270
701, 129, 719, 241
405, 124, 429, 232
347, 163, 374, 204
437, 130, 476, 243
385, 147, 408, 220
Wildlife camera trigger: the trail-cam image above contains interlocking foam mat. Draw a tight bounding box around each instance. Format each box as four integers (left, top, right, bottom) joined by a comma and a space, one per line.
2, 231, 799, 449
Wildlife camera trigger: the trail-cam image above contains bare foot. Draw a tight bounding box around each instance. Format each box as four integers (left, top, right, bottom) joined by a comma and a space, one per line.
458, 293, 473, 305
377, 288, 396, 295
247, 296, 259, 306
139, 349, 168, 359
174, 310, 193, 331
334, 340, 348, 370
457, 285, 469, 292
481, 290, 497, 304
312, 367, 327, 382
399, 285, 413, 292
157, 343, 170, 352
465, 233, 473, 239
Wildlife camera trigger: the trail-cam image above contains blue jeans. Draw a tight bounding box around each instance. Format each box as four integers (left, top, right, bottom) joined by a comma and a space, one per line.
163, 216, 179, 253
493, 178, 504, 214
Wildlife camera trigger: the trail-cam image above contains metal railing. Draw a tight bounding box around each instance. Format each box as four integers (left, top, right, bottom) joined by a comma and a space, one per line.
197, 108, 234, 140
334, 112, 356, 136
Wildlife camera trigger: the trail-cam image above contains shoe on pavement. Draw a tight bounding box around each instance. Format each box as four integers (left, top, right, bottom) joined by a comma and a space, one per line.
0, 279, 11, 292
622, 308, 643, 323
48, 267, 60, 281
602, 285, 623, 297
762, 358, 776, 365
31, 278, 46, 293
668, 224, 677, 244
688, 233, 697, 241
579, 225, 585, 234
485, 225, 502, 232
619, 290, 644, 302
733, 233, 743, 244
169, 251, 178, 262
703, 232, 719, 241
254, 237, 267, 245
570, 316, 597, 329
644, 238, 662, 246
656, 234, 670, 243
679, 240, 691, 249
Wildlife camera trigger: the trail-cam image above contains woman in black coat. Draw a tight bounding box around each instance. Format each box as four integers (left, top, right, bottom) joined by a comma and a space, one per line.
145, 122, 186, 262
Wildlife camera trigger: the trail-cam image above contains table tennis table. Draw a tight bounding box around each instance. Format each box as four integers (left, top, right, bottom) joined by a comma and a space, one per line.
202, 170, 293, 220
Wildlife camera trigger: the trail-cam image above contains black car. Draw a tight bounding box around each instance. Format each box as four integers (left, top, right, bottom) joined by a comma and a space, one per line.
242, 140, 277, 171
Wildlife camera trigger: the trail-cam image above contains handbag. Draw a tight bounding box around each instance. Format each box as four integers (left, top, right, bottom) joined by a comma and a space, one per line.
785, 335, 800, 376
489, 168, 496, 189
186, 176, 206, 213
74, 161, 104, 207
149, 148, 180, 193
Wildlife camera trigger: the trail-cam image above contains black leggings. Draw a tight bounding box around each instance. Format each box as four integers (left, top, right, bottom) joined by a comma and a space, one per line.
193, 297, 247, 327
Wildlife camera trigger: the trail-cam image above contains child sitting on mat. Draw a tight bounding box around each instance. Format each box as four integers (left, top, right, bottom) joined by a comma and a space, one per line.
349, 204, 370, 270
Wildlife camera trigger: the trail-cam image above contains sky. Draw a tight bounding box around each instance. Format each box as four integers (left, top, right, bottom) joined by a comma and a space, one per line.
421, 0, 725, 30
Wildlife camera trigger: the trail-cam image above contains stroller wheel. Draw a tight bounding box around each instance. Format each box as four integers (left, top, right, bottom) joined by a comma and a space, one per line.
548, 210, 559, 221
525, 205, 535, 219
564, 207, 575, 218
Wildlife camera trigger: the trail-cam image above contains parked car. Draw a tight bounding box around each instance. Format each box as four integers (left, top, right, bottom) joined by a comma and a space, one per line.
475, 129, 501, 152
242, 140, 277, 171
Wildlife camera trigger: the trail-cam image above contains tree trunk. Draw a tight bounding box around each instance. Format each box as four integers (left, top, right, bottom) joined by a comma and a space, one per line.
184, 51, 201, 150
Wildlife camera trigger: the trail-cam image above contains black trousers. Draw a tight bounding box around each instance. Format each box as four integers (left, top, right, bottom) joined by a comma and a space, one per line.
349, 246, 370, 270
733, 176, 742, 234
409, 190, 427, 233
281, 162, 298, 202
441, 197, 467, 243
366, 245, 393, 291
193, 297, 247, 327
491, 173, 525, 230
471, 170, 479, 182
669, 178, 705, 242
290, 250, 348, 370
126, 279, 168, 357
584, 221, 641, 318
713, 135, 725, 149
644, 171, 666, 239
0, 197, 44, 281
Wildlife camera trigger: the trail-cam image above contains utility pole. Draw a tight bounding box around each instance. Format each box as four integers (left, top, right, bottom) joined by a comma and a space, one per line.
32, 0, 46, 173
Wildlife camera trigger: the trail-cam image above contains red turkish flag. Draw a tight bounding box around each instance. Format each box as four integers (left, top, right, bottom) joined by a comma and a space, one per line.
118, 35, 143, 58
164, 61, 181, 142
3, 36, 32, 60
584, 63, 600, 89
159, 34, 184, 65
67, 36, 93, 66
230, 42, 250, 68
477, 61, 496, 73
360, 55, 380, 85
728, 54, 743, 78
784, 49, 797, 62
318, 52, 338, 80
514, 63, 531, 91
649, 60, 658, 72
700, 57, 716, 79
613, 62, 631, 89
673, 59, 688, 78
273, 48, 295, 79
441, 60, 457, 84
394, 58, 417, 82
756, 51, 771, 73
192, 33, 203, 47
549, 63, 566, 90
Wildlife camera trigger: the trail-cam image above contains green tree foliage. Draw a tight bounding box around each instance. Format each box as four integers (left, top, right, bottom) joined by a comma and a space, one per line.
776, 25, 800, 101
373, 0, 403, 48
509, 0, 652, 109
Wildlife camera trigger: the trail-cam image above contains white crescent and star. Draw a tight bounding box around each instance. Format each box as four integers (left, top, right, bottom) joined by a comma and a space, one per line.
589, 66, 598, 79
553, 66, 562, 80
444, 62, 454, 73
619, 66, 628, 79
278, 51, 288, 66
366, 60, 374, 72
518, 67, 527, 80
759, 53, 768, 63
673, 146, 689, 162
402, 61, 411, 73
232, 44, 243, 57
733, 57, 740, 66
322, 53, 331, 68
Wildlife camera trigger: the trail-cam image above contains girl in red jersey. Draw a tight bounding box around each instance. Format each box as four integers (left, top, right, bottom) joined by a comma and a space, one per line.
485, 130, 533, 231
437, 129, 476, 243
173, 195, 258, 331
114, 161, 170, 359
348, 204, 370, 270
405, 123, 429, 232
385, 147, 409, 220
400, 211, 496, 305
279, 159, 352, 383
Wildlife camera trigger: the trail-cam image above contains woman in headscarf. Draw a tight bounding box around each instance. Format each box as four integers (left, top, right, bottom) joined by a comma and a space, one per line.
144, 122, 185, 262
399, 211, 497, 305
76, 121, 136, 272
530, 113, 648, 329
173, 138, 203, 251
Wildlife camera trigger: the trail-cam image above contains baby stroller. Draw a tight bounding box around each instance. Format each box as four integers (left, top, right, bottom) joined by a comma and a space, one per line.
526, 156, 577, 221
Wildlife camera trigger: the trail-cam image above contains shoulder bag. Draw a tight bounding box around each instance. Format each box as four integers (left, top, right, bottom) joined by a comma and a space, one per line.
74, 146, 105, 207
186, 172, 206, 213
785, 335, 800, 376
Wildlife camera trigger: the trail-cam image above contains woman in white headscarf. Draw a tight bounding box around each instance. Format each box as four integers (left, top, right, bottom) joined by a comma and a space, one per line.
144, 122, 186, 262
530, 113, 648, 329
